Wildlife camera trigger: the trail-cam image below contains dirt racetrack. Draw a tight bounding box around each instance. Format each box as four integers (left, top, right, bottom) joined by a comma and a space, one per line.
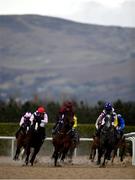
0, 156, 135, 179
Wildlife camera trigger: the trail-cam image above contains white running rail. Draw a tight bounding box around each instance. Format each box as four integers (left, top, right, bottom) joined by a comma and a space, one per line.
124, 132, 135, 166
0, 132, 135, 165
0, 136, 93, 159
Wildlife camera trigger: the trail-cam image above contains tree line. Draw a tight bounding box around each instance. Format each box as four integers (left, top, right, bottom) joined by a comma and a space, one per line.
0, 98, 134, 125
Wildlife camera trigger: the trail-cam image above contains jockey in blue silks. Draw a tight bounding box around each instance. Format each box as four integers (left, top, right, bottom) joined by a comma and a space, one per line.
95, 102, 117, 136
116, 114, 125, 138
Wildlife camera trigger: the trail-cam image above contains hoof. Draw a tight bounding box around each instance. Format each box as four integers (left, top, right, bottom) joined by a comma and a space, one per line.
25, 161, 28, 165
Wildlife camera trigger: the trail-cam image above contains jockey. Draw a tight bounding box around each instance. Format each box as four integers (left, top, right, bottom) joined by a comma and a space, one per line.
15, 112, 32, 138
95, 102, 117, 136
115, 114, 125, 138
52, 101, 74, 135
71, 115, 80, 144
30, 106, 48, 141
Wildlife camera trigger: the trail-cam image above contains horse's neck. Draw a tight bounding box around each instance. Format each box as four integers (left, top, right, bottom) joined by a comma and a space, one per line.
57, 122, 70, 135
104, 115, 112, 128
105, 120, 111, 128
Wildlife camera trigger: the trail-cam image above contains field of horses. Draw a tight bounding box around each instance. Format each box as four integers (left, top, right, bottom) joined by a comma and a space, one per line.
0, 156, 135, 179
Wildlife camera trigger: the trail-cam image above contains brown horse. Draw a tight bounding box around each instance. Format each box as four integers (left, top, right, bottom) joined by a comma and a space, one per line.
52, 111, 74, 166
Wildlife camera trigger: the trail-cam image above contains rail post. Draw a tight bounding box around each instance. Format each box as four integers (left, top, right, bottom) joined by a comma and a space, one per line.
11, 139, 15, 159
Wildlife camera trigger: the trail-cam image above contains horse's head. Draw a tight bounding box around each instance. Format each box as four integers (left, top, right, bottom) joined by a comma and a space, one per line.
104, 114, 112, 128
63, 111, 74, 130
101, 114, 113, 135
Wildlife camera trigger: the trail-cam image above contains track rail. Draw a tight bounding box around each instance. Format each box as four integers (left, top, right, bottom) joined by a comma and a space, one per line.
0, 132, 135, 165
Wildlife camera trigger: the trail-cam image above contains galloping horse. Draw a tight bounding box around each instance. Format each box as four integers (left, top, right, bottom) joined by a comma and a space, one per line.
52, 111, 74, 166
24, 122, 45, 166
97, 114, 116, 167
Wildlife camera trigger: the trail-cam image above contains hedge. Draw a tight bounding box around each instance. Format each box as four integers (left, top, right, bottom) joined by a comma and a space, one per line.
0, 123, 135, 137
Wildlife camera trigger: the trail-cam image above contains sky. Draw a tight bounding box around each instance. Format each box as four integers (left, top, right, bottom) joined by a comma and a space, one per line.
0, 0, 135, 27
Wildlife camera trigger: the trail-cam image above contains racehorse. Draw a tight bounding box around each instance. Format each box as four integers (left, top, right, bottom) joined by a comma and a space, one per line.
52, 111, 74, 166
97, 114, 116, 167
24, 122, 45, 166
13, 125, 30, 160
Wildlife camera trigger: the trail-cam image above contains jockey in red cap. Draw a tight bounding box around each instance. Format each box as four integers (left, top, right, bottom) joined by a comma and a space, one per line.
52, 101, 74, 134
30, 106, 48, 141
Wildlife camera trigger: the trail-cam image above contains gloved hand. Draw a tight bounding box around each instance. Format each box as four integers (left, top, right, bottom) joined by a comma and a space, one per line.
40, 120, 46, 127
116, 126, 121, 131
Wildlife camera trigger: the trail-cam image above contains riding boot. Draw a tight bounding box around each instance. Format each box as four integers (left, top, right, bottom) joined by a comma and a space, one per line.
39, 127, 46, 142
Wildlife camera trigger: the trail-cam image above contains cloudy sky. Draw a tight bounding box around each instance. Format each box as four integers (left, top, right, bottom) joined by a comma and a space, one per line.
0, 0, 135, 27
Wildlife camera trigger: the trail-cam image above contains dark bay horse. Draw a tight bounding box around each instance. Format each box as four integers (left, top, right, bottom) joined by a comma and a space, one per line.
97, 114, 116, 167
24, 122, 45, 166
52, 112, 74, 166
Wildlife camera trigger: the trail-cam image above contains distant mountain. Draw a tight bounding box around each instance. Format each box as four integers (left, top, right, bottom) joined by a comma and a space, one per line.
0, 15, 135, 103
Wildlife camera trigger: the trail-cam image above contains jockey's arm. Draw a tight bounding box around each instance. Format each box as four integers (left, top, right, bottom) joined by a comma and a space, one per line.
95, 112, 105, 129
40, 113, 48, 127
29, 114, 35, 125
19, 116, 25, 126
95, 117, 99, 129
120, 117, 125, 130
73, 115, 77, 128
113, 114, 118, 127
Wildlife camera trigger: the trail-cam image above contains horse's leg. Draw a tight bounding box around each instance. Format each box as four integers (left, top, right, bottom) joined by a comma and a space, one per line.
93, 148, 97, 162
54, 151, 59, 166
25, 145, 31, 165
30, 145, 41, 166
67, 142, 76, 163
97, 148, 102, 165
120, 143, 126, 162
61, 146, 69, 162
111, 149, 116, 164
14, 146, 21, 160
52, 148, 59, 167
14, 136, 23, 160
20, 148, 26, 160
90, 146, 96, 162
89, 143, 94, 160
101, 148, 109, 167
68, 146, 75, 163
102, 152, 107, 167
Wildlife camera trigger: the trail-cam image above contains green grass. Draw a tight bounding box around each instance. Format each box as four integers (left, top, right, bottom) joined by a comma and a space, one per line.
0, 122, 135, 137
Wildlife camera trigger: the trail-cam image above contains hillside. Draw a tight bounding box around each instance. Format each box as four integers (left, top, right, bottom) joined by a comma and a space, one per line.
0, 15, 135, 103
